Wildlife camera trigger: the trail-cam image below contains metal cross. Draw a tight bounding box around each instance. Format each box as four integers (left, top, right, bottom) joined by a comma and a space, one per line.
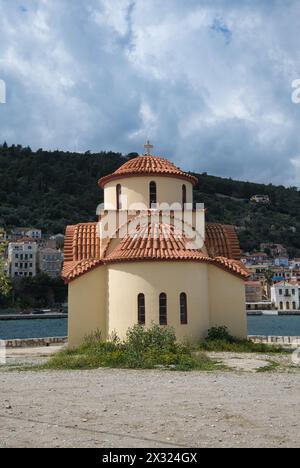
144, 140, 154, 156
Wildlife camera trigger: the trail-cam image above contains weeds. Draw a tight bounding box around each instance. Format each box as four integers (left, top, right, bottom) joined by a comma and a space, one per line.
196, 327, 286, 354
44, 324, 217, 372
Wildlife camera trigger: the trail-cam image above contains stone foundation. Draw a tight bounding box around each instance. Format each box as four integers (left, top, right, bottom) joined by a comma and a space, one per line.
4, 337, 67, 349
249, 335, 300, 348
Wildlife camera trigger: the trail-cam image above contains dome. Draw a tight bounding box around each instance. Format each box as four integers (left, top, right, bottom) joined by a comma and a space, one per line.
62, 221, 248, 282
98, 155, 198, 188
104, 222, 208, 263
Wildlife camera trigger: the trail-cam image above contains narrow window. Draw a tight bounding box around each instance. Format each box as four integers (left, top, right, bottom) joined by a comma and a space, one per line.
116, 184, 122, 210
280, 301, 283, 310
180, 293, 188, 324
138, 294, 145, 325
182, 184, 187, 207
293, 302, 297, 310
159, 293, 167, 325
149, 181, 157, 208
286, 302, 290, 310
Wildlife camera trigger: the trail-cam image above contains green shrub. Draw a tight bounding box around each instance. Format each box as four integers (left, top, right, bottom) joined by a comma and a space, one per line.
206, 326, 234, 342
196, 327, 285, 354
44, 324, 217, 372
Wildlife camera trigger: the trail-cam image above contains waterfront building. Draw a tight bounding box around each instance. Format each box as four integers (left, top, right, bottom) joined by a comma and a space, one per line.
9, 227, 42, 240
8, 227, 42, 242
7, 240, 38, 278
271, 280, 300, 311
290, 258, 300, 269
245, 281, 264, 303
39, 248, 63, 278
62, 144, 249, 347
243, 252, 271, 266
36, 238, 57, 250
273, 256, 289, 267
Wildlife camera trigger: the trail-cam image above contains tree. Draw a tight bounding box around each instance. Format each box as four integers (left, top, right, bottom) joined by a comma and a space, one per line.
264, 270, 274, 286
0, 242, 11, 297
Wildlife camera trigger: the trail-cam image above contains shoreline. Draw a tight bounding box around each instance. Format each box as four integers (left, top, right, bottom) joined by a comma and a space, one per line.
0, 314, 68, 321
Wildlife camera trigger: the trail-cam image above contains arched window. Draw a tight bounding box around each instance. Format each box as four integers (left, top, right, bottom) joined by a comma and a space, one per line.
138, 294, 145, 325
286, 302, 290, 310
159, 293, 167, 325
149, 181, 157, 208
280, 301, 283, 310
116, 184, 122, 210
293, 301, 297, 310
180, 293, 188, 325
182, 184, 187, 208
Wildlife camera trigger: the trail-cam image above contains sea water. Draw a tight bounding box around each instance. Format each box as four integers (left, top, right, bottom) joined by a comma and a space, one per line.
1, 316, 300, 340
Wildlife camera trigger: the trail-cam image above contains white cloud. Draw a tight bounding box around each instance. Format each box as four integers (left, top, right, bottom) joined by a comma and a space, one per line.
0, 0, 300, 185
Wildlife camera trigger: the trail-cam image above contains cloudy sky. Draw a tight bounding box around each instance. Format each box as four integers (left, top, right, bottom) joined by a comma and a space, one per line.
1, 0, 300, 186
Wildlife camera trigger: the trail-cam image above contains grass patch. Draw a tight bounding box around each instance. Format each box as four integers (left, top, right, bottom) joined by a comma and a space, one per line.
195, 327, 286, 354
256, 360, 280, 373
43, 325, 218, 372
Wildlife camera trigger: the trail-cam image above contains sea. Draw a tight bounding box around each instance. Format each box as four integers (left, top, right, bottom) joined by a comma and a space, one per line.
1, 316, 300, 340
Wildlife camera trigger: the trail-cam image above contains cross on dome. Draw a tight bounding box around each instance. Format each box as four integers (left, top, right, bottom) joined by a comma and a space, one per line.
144, 140, 154, 156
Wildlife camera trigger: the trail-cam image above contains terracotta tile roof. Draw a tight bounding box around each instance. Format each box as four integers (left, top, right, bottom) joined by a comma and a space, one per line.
62, 220, 248, 282
64, 223, 100, 262
213, 257, 249, 279
62, 223, 102, 282
103, 223, 209, 263
98, 155, 198, 188
62, 259, 103, 282
205, 223, 241, 260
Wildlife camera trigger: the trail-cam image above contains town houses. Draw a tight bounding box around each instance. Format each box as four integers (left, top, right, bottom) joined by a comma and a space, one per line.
243, 244, 300, 314
0, 227, 63, 279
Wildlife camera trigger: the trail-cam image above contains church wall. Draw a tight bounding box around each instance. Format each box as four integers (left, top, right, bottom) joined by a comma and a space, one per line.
208, 265, 247, 339
104, 176, 193, 210
107, 261, 210, 343
68, 266, 107, 347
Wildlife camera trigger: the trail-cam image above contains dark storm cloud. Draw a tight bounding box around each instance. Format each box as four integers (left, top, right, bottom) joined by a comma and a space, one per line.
0, 0, 300, 185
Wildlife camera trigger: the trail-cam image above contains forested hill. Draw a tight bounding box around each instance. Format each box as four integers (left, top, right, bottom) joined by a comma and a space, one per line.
1, 143, 300, 256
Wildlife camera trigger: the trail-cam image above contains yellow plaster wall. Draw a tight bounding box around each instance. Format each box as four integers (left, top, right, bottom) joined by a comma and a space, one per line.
107, 262, 210, 343
104, 176, 193, 210
68, 266, 107, 347
208, 265, 247, 338
67, 263, 247, 347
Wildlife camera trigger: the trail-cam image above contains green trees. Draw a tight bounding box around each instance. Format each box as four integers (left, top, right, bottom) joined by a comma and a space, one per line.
0, 143, 300, 255
0, 242, 11, 297
0, 270, 67, 310
0, 144, 126, 234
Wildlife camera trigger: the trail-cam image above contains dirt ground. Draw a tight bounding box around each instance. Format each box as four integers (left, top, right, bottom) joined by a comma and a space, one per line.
0, 364, 300, 448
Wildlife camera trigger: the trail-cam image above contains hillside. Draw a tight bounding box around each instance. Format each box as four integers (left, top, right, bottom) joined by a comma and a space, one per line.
1, 143, 300, 256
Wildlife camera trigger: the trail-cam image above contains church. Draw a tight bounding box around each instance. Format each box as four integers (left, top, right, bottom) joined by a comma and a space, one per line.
62, 143, 249, 347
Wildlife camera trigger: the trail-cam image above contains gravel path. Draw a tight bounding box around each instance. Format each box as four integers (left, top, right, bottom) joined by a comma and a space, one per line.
0, 369, 300, 448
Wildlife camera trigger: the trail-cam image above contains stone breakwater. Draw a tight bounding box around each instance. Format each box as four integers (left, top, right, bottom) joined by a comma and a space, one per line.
3, 337, 67, 349
2, 335, 300, 349
250, 336, 300, 348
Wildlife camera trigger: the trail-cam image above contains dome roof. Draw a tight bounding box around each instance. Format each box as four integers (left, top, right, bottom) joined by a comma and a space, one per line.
98, 155, 198, 188
205, 224, 241, 260
62, 221, 248, 282
104, 222, 208, 263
